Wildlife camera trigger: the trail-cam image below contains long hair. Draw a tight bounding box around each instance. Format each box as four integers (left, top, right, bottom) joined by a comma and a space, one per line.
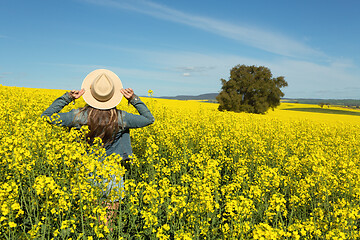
80, 105, 119, 146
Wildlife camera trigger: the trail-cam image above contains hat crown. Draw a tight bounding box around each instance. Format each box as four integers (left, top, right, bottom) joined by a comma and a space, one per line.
81, 69, 123, 110
90, 73, 115, 102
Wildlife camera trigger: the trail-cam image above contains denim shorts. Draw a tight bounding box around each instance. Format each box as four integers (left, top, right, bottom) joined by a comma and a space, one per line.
89, 173, 124, 202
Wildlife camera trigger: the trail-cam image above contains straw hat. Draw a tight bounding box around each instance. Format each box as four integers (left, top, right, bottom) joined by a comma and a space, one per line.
81, 69, 123, 109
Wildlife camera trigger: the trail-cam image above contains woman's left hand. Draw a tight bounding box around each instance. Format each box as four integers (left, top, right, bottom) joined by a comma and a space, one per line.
69, 89, 85, 99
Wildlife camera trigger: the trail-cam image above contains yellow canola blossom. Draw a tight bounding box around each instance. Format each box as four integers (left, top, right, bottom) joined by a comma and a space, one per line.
1, 85, 360, 239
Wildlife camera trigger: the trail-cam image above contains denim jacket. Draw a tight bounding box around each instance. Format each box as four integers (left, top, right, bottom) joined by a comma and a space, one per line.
41, 93, 155, 159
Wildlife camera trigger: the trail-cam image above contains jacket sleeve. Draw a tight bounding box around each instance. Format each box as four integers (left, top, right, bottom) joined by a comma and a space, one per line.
122, 95, 155, 129
41, 92, 78, 127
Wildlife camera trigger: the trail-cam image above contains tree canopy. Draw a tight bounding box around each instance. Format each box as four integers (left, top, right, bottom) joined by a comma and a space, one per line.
216, 64, 288, 114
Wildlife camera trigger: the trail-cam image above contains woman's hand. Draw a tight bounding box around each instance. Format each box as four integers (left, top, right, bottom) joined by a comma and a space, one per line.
69, 89, 85, 100
120, 88, 135, 101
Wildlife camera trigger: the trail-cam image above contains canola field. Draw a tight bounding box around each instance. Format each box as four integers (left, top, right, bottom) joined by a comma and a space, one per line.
1, 85, 360, 239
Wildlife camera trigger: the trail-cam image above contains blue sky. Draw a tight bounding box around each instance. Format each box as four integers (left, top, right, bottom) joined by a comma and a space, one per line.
1, 0, 359, 98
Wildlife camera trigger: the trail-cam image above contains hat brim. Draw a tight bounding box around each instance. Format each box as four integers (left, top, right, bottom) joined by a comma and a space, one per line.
81, 69, 123, 110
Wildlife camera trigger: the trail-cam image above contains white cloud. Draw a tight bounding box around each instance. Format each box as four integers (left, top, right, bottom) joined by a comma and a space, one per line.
80, 0, 325, 59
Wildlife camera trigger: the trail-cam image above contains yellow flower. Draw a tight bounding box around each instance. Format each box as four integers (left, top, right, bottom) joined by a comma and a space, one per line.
2, 85, 360, 238
8, 222, 17, 228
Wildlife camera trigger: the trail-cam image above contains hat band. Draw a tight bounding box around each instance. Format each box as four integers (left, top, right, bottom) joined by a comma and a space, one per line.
90, 74, 115, 102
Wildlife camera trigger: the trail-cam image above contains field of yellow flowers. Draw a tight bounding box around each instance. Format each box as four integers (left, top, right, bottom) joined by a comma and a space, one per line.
1, 85, 360, 239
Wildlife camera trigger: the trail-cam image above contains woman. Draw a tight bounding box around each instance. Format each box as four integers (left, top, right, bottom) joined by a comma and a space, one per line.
41, 69, 155, 225
41, 69, 155, 160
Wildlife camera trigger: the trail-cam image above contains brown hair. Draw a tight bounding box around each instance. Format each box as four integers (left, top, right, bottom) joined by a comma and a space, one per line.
80, 105, 120, 146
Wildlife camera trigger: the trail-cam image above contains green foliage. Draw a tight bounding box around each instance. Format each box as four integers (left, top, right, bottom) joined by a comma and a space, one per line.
216, 64, 288, 114
319, 102, 330, 108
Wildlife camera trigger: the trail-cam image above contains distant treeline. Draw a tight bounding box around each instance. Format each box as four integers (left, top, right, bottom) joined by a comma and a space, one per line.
284, 98, 360, 107
154, 94, 360, 107
156, 93, 219, 101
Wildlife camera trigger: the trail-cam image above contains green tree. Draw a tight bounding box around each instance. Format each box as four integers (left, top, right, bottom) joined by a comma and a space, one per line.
216, 64, 288, 114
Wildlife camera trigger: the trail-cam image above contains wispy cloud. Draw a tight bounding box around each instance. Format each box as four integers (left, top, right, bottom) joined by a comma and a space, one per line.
175, 66, 216, 77
176, 66, 215, 73
132, 49, 360, 98
81, 0, 325, 59
40, 62, 201, 85
40, 38, 359, 98
0, 72, 11, 79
